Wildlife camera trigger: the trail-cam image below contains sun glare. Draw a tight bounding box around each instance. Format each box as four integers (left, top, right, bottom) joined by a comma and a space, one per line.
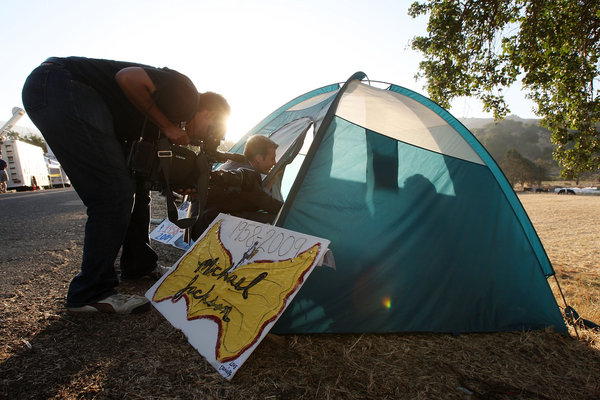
382, 297, 392, 310
224, 105, 265, 143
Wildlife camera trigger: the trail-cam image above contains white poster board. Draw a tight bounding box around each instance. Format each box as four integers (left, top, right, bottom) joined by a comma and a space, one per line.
149, 201, 192, 250
145, 214, 330, 380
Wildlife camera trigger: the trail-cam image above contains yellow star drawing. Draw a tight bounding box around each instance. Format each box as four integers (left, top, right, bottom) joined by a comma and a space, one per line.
153, 219, 321, 362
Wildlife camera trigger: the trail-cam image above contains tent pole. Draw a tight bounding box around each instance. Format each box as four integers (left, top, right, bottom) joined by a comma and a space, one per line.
276, 71, 367, 226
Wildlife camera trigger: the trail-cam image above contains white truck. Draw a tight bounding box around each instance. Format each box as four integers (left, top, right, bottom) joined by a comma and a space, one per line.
1, 139, 50, 190
45, 155, 70, 188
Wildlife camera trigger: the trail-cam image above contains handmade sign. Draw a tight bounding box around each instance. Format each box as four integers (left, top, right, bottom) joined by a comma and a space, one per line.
149, 201, 192, 250
145, 214, 330, 380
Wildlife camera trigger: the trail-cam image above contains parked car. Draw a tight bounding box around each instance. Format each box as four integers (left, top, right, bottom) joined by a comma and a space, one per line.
555, 187, 600, 195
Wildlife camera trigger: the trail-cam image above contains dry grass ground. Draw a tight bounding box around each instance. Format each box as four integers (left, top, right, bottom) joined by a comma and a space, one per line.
522, 194, 600, 327
1, 193, 599, 399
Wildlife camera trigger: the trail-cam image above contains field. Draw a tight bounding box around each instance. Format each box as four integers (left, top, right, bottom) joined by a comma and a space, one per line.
1, 193, 599, 399
523, 194, 600, 327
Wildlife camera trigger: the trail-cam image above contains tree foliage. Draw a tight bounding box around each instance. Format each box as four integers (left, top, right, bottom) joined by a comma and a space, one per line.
1, 130, 47, 153
409, 0, 600, 178
500, 148, 543, 187
22, 135, 47, 153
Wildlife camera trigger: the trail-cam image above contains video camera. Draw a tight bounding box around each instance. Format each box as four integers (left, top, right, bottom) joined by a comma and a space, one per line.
128, 132, 257, 229
128, 129, 248, 193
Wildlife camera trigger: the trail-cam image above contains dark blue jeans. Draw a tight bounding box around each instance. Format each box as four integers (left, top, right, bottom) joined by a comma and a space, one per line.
22, 61, 157, 307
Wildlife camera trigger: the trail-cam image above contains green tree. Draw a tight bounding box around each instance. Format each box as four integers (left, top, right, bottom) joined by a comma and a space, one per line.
3, 130, 20, 141
500, 148, 540, 187
22, 135, 48, 153
534, 158, 552, 182
1, 130, 47, 153
409, 0, 600, 178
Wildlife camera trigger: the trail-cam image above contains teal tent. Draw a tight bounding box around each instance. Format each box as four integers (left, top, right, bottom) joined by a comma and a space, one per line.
228, 72, 567, 334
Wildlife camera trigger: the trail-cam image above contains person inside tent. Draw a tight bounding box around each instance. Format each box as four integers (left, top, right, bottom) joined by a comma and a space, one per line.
190, 135, 283, 240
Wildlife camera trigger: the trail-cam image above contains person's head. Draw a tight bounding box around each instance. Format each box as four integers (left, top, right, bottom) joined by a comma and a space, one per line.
244, 135, 278, 174
187, 92, 231, 147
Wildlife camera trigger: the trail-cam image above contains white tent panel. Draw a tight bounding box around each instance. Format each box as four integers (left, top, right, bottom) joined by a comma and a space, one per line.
336, 81, 484, 165
287, 91, 339, 111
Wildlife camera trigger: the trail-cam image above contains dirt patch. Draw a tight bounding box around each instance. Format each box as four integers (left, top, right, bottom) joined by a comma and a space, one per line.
2, 193, 600, 399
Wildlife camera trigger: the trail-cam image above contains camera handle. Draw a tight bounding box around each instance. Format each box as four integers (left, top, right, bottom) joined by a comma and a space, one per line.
156, 138, 210, 229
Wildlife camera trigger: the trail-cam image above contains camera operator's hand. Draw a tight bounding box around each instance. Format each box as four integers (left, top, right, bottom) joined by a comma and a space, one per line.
115, 67, 191, 146
163, 125, 190, 145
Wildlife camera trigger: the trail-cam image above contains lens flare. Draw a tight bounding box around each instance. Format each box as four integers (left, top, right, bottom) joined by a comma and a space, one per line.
382, 297, 392, 310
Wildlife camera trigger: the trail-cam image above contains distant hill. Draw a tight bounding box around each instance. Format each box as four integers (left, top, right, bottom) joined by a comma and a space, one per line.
459, 115, 541, 130
466, 117, 552, 162
458, 115, 564, 178
459, 117, 495, 130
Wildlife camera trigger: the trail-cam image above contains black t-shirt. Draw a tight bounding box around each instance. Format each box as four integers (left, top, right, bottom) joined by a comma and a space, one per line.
56, 56, 198, 142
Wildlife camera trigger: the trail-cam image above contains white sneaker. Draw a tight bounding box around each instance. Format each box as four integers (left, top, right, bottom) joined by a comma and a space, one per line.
67, 293, 150, 314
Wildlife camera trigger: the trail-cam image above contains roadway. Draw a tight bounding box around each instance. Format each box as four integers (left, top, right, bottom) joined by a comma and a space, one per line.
0, 188, 86, 293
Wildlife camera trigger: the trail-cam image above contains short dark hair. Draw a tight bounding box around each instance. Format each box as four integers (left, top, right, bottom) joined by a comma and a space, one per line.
197, 91, 230, 117
244, 135, 278, 160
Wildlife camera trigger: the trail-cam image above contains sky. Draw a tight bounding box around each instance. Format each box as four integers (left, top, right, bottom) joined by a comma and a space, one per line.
1, 0, 537, 142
